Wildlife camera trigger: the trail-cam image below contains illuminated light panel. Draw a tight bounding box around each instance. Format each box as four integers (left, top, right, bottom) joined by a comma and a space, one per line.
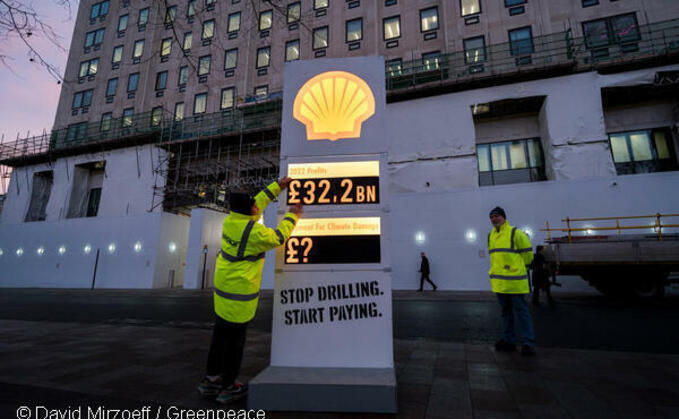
288, 161, 379, 179
83, 244, 92, 254
291, 217, 381, 237
169, 242, 177, 253
293, 71, 375, 141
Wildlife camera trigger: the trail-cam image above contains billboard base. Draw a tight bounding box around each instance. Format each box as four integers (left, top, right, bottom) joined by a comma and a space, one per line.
248, 366, 397, 413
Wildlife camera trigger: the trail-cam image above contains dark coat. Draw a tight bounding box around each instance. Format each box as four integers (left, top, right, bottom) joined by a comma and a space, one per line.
420, 256, 430, 274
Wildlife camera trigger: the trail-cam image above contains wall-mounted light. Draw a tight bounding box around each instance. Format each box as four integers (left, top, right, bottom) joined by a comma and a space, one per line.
0, 248, 3, 257
414, 231, 426, 246
168, 242, 177, 253
134, 242, 143, 253
465, 229, 477, 243
583, 224, 594, 236
83, 244, 92, 255
37, 247, 45, 256
16, 248, 24, 257
108, 243, 116, 254
58, 246, 66, 255
522, 226, 533, 239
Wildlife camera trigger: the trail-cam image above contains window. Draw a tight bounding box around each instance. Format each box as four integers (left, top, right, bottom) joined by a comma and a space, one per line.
285, 40, 300, 61
477, 139, 546, 186
460, 0, 480, 17
509, 26, 533, 55
133, 39, 145, 58
421, 51, 440, 70
202, 19, 215, 39
66, 162, 106, 218
156, 71, 168, 90
198, 55, 211, 76
86, 187, 102, 217
122, 108, 134, 127
25, 171, 53, 222
288, 2, 301, 23
582, 0, 599, 7
151, 107, 163, 127
257, 47, 271, 68
228, 12, 241, 33
194, 93, 207, 114
161, 38, 172, 57
505, 0, 526, 6
72, 89, 94, 109
138, 8, 149, 26
66, 123, 88, 141
100, 112, 112, 132
582, 13, 640, 49
221, 87, 235, 109
183, 32, 193, 51
165, 6, 177, 24
90, 1, 110, 20
464, 36, 486, 63
313, 26, 329, 50
386, 58, 402, 77
112, 45, 123, 63
127, 73, 139, 92
224, 49, 238, 69
174, 102, 185, 121
255, 85, 268, 99
179, 65, 188, 85
346, 18, 362, 42
118, 14, 129, 32
106, 78, 118, 97
420, 7, 438, 32
78, 58, 99, 77
609, 128, 677, 175
187, 0, 196, 17
314, 0, 328, 9
260, 10, 273, 31
383, 16, 400, 40
84, 28, 105, 49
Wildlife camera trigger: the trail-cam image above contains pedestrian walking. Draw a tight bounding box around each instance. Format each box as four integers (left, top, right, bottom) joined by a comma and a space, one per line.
531, 245, 555, 306
487, 206, 536, 356
418, 252, 438, 291
197, 177, 302, 404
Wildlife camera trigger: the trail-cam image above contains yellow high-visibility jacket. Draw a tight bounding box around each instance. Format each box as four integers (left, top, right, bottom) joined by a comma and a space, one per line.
214, 182, 298, 323
487, 221, 533, 294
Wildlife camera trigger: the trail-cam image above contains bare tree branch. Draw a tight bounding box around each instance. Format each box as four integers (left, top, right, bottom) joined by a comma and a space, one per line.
0, 0, 75, 82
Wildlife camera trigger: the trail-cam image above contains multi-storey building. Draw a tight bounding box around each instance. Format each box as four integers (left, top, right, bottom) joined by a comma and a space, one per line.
1, 0, 678, 292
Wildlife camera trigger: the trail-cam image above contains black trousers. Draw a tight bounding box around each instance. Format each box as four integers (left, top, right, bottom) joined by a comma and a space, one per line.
419, 273, 437, 290
206, 316, 248, 386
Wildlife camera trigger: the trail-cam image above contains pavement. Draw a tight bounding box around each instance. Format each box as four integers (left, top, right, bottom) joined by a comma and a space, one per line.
1, 289, 679, 419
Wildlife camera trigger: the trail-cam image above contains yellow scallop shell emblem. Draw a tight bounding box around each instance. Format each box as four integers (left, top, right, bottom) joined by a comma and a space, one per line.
293, 71, 375, 141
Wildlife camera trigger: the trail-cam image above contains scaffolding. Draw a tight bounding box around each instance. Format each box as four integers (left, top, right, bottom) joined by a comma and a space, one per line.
1, 18, 678, 214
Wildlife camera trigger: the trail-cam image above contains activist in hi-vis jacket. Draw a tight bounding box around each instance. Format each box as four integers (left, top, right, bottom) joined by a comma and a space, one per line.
198, 178, 302, 404
488, 220, 534, 294
214, 180, 300, 323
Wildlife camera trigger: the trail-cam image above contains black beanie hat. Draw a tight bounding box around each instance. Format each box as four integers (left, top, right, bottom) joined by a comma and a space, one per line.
229, 192, 255, 215
489, 206, 506, 218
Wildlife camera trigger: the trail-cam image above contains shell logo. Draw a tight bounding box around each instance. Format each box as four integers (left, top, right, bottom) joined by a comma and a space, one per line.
293, 71, 375, 141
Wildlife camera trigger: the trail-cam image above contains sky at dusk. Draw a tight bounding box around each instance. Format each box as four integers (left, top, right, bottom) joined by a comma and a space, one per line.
0, 1, 76, 143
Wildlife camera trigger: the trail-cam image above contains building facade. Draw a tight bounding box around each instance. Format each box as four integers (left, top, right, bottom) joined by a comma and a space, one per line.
0, 0, 678, 291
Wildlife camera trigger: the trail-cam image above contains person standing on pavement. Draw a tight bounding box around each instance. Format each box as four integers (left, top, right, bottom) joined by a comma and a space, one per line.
487, 207, 536, 356
198, 177, 303, 404
418, 252, 438, 291
531, 245, 555, 306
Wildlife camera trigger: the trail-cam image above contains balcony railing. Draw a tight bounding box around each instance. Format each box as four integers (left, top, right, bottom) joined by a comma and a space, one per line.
1, 19, 678, 165
386, 31, 574, 91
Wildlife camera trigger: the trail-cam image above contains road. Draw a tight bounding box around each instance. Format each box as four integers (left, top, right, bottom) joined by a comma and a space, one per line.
1, 288, 678, 353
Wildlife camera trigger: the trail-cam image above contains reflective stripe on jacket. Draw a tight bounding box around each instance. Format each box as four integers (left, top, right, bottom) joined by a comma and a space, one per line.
214, 181, 298, 323
487, 221, 533, 294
